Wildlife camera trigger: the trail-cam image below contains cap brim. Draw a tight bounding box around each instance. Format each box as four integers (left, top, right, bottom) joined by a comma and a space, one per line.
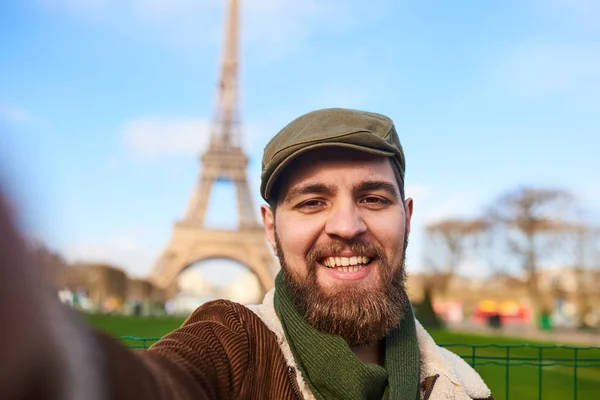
262, 142, 394, 201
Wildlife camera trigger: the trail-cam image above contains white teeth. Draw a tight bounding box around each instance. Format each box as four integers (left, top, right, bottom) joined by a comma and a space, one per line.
322, 255, 372, 269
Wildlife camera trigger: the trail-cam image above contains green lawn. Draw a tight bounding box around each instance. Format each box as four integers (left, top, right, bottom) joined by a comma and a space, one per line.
86, 314, 600, 400
84, 313, 186, 348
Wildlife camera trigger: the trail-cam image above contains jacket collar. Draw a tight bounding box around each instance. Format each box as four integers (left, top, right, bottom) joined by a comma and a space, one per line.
247, 289, 491, 400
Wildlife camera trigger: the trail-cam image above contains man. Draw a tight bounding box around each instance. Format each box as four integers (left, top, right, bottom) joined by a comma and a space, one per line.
0, 108, 493, 399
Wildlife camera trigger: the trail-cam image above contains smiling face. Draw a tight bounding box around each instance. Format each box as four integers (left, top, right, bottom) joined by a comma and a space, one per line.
261, 147, 413, 345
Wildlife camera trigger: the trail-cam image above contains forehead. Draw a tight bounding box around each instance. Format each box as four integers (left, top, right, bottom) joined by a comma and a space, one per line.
278, 148, 397, 193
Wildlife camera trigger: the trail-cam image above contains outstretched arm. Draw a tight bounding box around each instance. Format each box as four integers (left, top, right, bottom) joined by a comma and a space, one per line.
0, 189, 247, 400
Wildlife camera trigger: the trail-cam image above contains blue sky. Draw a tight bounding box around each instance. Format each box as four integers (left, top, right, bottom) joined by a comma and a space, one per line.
1, 0, 599, 279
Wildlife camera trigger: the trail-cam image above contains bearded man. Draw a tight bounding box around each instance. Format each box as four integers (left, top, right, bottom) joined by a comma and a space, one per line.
0, 108, 493, 400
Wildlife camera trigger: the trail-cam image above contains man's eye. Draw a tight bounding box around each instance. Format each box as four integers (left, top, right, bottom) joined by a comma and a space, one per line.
361, 196, 389, 205
297, 199, 324, 209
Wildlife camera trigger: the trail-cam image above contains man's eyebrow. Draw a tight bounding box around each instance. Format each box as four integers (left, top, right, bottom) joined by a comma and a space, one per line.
353, 180, 400, 199
283, 183, 337, 203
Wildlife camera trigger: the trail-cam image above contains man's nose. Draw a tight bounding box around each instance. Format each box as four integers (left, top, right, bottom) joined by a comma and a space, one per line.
324, 200, 367, 239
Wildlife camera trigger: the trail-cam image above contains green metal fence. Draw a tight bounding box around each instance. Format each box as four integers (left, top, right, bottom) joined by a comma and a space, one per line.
121, 337, 600, 400
442, 343, 600, 400
120, 336, 159, 349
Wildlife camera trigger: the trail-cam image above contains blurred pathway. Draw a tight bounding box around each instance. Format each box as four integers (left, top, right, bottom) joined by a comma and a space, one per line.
449, 323, 600, 346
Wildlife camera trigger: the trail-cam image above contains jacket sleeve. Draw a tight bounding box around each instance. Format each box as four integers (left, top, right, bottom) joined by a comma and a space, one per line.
96, 300, 251, 400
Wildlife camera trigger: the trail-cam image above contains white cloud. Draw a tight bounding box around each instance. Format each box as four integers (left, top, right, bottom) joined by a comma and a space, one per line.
477, 2, 600, 101
575, 185, 600, 203
586, 187, 600, 202
575, 186, 600, 222
534, 0, 600, 30
0, 103, 28, 124
491, 42, 600, 98
417, 187, 488, 224
405, 183, 432, 203
63, 235, 158, 277
121, 115, 267, 161
122, 116, 212, 160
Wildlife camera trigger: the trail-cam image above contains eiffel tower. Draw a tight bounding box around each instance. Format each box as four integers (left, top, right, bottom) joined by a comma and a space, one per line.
148, 0, 276, 296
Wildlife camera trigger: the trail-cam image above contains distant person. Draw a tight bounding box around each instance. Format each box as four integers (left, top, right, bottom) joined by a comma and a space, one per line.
0, 108, 494, 399
487, 313, 503, 331
133, 302, 142, 317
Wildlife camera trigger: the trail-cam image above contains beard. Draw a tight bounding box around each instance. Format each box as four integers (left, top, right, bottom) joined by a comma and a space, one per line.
275, 231, 410, 347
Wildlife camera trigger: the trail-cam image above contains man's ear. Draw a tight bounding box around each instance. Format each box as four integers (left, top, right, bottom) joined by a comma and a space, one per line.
404, 197, 414, 235
260, 204, 278, 257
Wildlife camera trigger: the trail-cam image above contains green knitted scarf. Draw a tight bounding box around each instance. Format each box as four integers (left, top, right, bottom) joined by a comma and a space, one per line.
273, 273, 420, 400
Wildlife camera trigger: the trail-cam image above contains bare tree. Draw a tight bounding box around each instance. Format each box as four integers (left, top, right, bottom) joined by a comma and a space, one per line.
423, 218, 488, 295
570, 223, 592, 328
489, 187, 574, 318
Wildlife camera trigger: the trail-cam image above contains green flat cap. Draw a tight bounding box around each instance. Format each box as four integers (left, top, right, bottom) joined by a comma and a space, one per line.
261, 108, 405, 201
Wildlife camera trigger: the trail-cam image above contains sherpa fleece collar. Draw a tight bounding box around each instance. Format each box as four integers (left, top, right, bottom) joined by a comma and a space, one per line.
246, 289, 491, 400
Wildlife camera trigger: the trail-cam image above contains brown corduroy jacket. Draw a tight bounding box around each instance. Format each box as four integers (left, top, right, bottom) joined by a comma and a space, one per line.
95, 290, 494, 400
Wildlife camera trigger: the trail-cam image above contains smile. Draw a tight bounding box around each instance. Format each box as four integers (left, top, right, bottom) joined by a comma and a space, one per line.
321, 256, 372, 272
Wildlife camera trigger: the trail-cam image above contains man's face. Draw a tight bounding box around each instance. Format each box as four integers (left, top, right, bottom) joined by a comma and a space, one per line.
261, 148, 413, 345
